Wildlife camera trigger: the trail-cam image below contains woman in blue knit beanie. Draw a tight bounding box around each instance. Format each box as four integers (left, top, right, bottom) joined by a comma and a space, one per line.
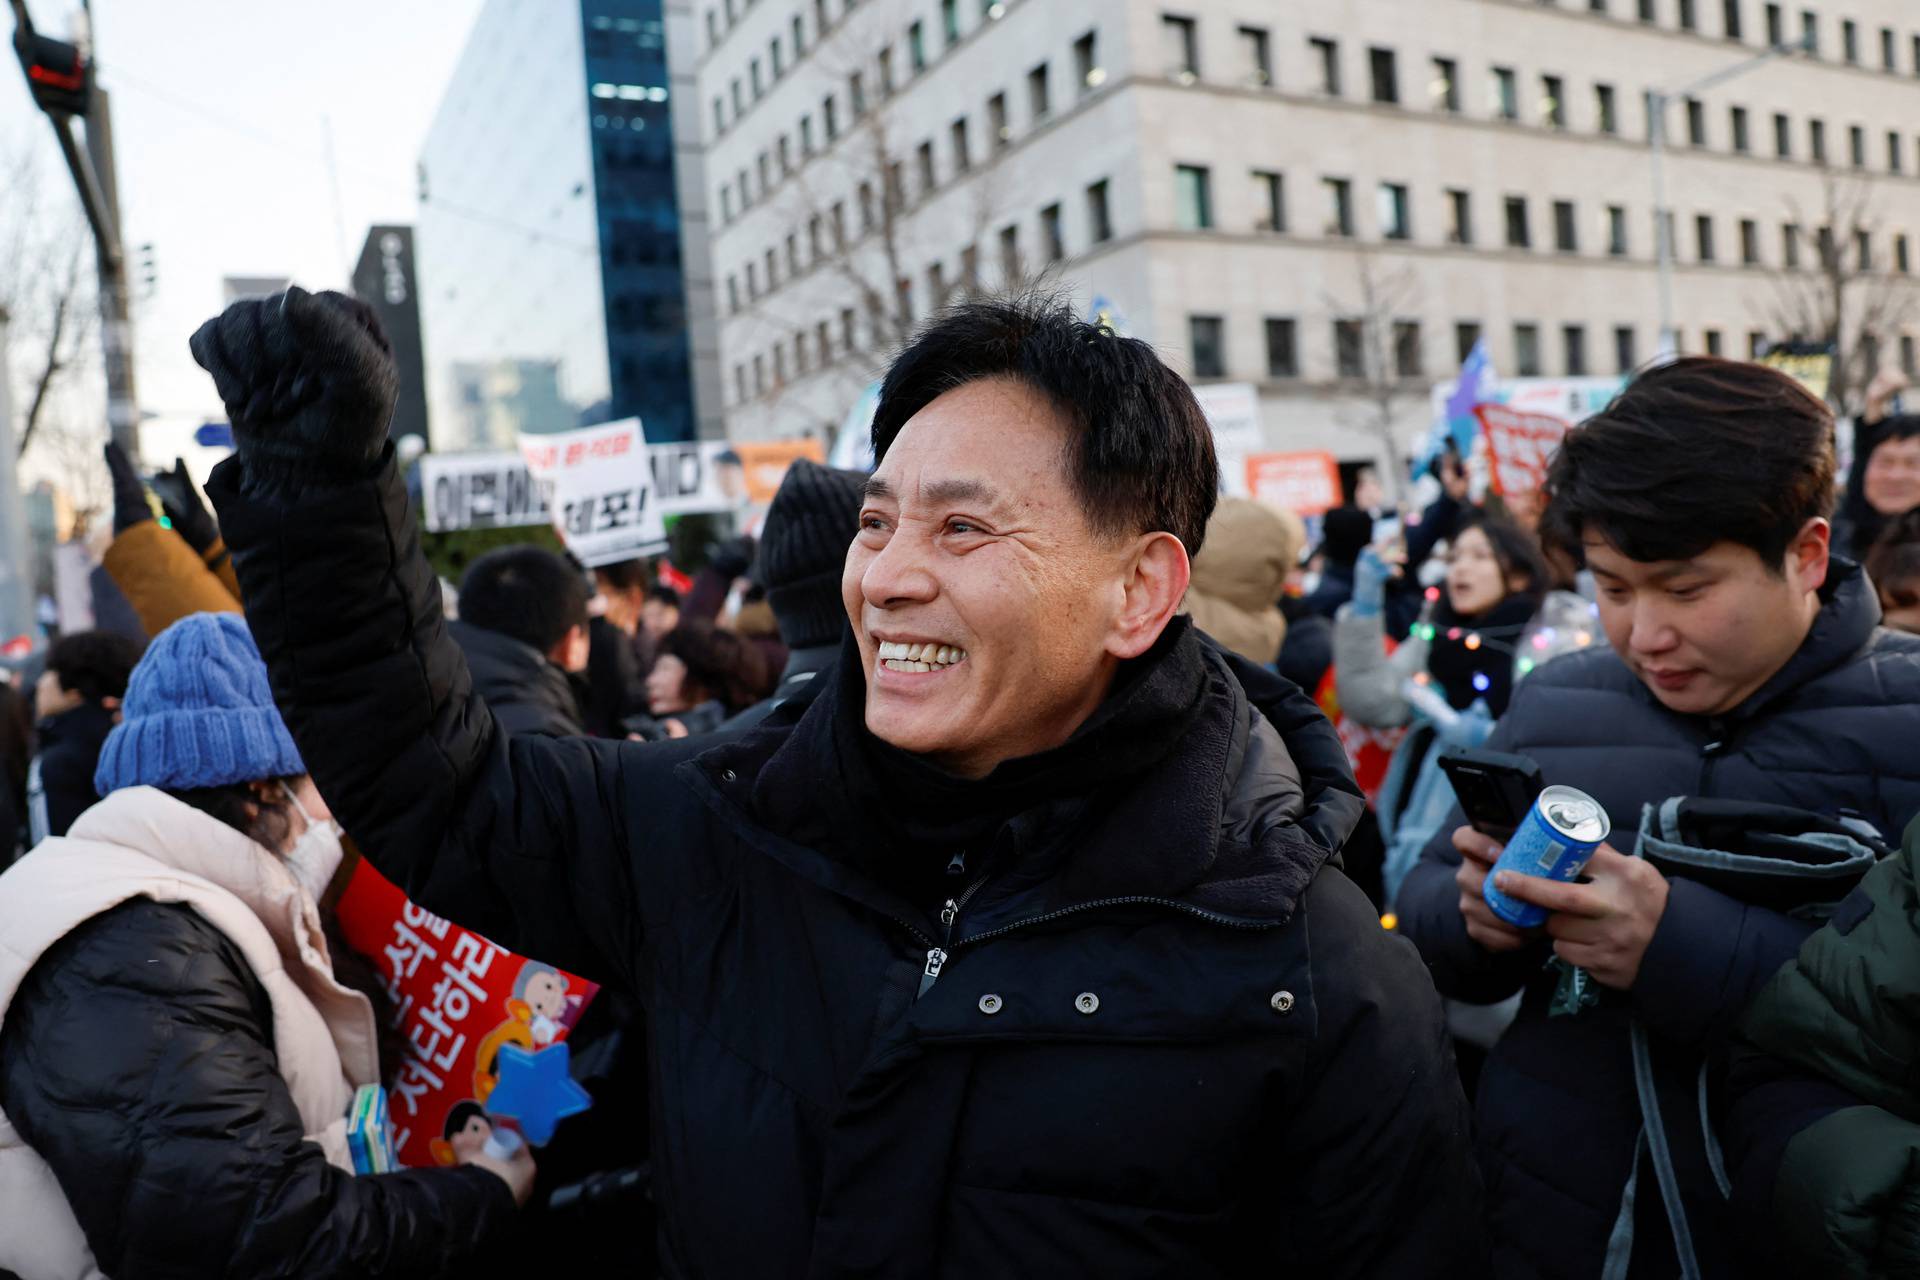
0, 613, 531, 1278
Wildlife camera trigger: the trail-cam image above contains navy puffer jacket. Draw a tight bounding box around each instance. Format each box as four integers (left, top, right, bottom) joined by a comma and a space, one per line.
1396, 558, 1920, 1279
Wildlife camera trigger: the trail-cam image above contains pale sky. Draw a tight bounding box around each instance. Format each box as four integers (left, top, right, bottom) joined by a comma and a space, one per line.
6, 0, 485, 483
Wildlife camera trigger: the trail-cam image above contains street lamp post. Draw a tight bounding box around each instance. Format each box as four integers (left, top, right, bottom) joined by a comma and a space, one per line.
1647, 37, 1811, 357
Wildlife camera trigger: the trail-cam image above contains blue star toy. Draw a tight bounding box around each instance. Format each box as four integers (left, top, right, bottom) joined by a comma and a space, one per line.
484, 1041, 593, 1146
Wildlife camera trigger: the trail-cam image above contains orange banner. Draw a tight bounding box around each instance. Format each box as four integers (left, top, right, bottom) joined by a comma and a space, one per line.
1245, 450, 1343, 516
730, 439, 827, 504
1474, 403, 1572, 499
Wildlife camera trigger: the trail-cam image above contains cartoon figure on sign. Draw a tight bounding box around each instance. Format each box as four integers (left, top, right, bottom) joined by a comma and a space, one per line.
428, 1099, 494, 1167
472, 960, 573, 1102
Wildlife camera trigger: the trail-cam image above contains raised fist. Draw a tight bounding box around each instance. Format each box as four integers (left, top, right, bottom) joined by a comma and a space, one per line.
188, 285, 398, 493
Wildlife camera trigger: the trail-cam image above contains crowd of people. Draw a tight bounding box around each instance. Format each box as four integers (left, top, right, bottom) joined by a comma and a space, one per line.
0, 284, 1917, 1278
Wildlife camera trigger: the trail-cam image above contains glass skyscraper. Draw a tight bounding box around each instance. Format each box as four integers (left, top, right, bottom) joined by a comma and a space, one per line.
417, 0, 702, 448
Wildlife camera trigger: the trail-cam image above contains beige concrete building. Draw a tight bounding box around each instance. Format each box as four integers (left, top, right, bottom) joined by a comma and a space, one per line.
695, 0, 1920, 480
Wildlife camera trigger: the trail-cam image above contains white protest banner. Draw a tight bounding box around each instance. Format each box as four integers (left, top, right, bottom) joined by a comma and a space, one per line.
420, 451, 550, 532
1473, 404, 1573, 501
1191, 382, 1264, 498
518, 419, 667, 566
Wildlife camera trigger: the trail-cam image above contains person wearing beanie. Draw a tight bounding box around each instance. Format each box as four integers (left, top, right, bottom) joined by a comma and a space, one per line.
1180, 497, 1302, 667
0, 613, 531, 1278
722, 458, 868, 731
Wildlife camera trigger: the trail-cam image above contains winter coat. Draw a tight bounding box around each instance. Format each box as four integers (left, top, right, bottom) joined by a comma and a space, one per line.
25, 702, 115, 846
206, 450, 1486, 1279
449, 618, 584, 737
101, 518, 243, 636
1396, 558, 1920, 1279
719, 643, 838, 733
0, 786, 513, 1278
1181, 497, 1301, 666
1726, 815, 1920, 1277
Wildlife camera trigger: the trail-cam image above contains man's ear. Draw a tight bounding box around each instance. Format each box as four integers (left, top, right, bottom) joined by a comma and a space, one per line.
549, 623, 591, 672
1789, 517, 1831, 594
1107, 532, 1192, 661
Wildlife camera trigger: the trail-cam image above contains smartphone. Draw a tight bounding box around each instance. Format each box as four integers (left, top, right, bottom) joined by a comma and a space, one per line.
1437, 746, 1545, 840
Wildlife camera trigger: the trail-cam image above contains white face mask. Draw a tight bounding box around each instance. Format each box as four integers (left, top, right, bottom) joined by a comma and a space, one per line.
280, 783, 345, 900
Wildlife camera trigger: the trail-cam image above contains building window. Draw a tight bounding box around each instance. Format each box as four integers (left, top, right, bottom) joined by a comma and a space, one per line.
1445, 189, 1473, 245
1782, 221, 1800, 268
859, 180, 876, 230
1554, 200, 1578, 252
1254, 170, 1285, 231
1898, 234, 1911, 274
1491, 67, 1519, 120
851, 72, 867, 117
1773, 112, 1791, 157
1086, 180, 1112, 243
1325, 177, 1354, 236
1514, 323, 1542, 376
1748, 330, 1767, 358
1174, 165, 1214, 230
1810, 119, 1825, 163
841, 306, 857, 351
1740, 218, 1760, 264
1028, 63, 1051, 120
1856, 228, 1872, 270
752, 354, 766, 396
1846, 124, 1866, 167
771, 36, 784, 78
1901, 334, 1919, 377
750, 57, 763, 98
1882, 26, 1896, 69
1394, 321, 1422, 378
916, 141, 936, 196
1563, 324, 1588, 376
824, 95, 839, 140
1596, 83, 1618, 134
1074, 30, 1102, 92
1678, 0, 1697, 30
1637, 0, 1656, 22
942, 0, 960, 47
1505, 196, 1531, 248
1914, 34, 1920, 76
726, 275, 740, 313
1190, 315, 1226, 377
1375, 182, 1411, 240
794, 13, 806, 54
830, 201, 846, 247
988, 92, 1009, 147
800, 115, 815, 156
1686, 97, 1707, 146
1607, 204, 1628, 255
712, 97, 726, 135
1334, 320, 1365, 378
815, 318, 832, 363
1724, 0, 1743, 39
1542, 75, 1565, 128
1432, 57, 1460, 111
1310, 37, 1341, 95
1842, 18, 1858, 63
1801, 10, 1817, 57
1765, 3, 1783, 45
1265, 318, 1298, 377
951, 118, 970, 173
925, 261, 946, 310
1731, 106, 1749, 152
1704, 329, 1724, 356
960, 244, 980, 292
1163, 14, 1199, 81
1891, 131, 1904, 173
1370, 47, 1399, 104
1455, 322, 1483, 365
998, 223, 1021, 281
1696, 214, 1716, 261
1614, 325, 1637, 373
879, 47, 896, 95
734, 363, 748, 403
1240, 25, 1272, 86
908, 21, 926, 72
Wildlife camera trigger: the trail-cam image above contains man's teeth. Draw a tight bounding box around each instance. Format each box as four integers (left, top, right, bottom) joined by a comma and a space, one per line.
876, 640, 967, 671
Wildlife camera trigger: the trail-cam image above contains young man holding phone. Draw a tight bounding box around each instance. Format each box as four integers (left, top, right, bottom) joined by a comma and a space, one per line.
1397, 357, 1920, 1279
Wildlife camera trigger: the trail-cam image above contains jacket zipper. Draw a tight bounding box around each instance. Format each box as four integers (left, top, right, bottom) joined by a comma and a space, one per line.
918, 874, 990, 998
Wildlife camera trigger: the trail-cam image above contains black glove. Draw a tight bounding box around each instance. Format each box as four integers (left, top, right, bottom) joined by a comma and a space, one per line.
187, 285, 398, 495
154, 458, 220, 554
105, 441, 152, 535
706, 535, 755, 581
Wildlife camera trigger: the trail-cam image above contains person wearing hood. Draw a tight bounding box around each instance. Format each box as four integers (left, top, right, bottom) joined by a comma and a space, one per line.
188, 286, 1481, 1276
1832, 369, 1919, 561
1180, 497, 1303, 667
449, 545, 590, 738
26, 629, 144, 846
721, 459, 867, 731
0, 613, 530, 1279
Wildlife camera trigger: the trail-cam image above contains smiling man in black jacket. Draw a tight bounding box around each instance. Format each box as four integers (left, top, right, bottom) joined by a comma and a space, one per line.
191, 287, 1480, 1277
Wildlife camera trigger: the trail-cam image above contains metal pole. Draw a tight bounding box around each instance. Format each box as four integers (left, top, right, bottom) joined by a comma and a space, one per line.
85, 84, 139, 458
0, 307, 40, 649
1650, 93, 1676, 359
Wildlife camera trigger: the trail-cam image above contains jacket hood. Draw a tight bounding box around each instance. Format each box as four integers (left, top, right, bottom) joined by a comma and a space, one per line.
1184, 500, 1299, 665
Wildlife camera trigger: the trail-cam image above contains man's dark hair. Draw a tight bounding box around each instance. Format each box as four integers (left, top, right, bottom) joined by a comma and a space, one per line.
593, 558, 650, 594
1866, 507, 1920, 610
870, 295, 1220, 555
458, 546, 591, 654
45, 630, 144, 704
648, 583, 682, 610
1541, 356, 1836, 571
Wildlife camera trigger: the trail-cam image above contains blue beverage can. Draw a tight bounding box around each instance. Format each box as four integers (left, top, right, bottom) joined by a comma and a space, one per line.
1482, 785, 1610, 928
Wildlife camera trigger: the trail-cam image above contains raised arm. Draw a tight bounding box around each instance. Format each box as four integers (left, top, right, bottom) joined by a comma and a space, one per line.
193, 287, 647, 982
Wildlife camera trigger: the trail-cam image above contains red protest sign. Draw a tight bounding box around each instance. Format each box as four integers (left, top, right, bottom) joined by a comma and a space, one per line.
1473, 403, 1573, 500
1246, 450, 1343, 516
334, 859, 599, 1167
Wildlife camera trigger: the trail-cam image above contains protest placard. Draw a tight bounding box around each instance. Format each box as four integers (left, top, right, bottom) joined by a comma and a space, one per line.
333, 859, 600, 1168
1245, 451, 1342, 516
1191, 383, 1265, 498
1474, 403, 1573, 500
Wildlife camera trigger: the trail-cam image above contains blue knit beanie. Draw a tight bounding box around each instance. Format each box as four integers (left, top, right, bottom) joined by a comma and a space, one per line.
93, 612, 306, 796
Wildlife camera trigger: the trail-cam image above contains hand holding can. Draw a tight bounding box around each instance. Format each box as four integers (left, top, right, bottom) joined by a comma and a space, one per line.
1480, 787, 1611, 929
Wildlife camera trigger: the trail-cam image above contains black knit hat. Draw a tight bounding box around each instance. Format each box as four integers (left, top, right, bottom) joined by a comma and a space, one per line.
757, 460, 867, 649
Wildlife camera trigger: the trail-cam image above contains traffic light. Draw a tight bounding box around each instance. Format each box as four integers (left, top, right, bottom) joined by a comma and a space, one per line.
15, 30, 90, 116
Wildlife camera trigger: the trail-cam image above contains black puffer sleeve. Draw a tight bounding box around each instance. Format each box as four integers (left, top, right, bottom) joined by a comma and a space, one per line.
0, 899, 516, 1278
